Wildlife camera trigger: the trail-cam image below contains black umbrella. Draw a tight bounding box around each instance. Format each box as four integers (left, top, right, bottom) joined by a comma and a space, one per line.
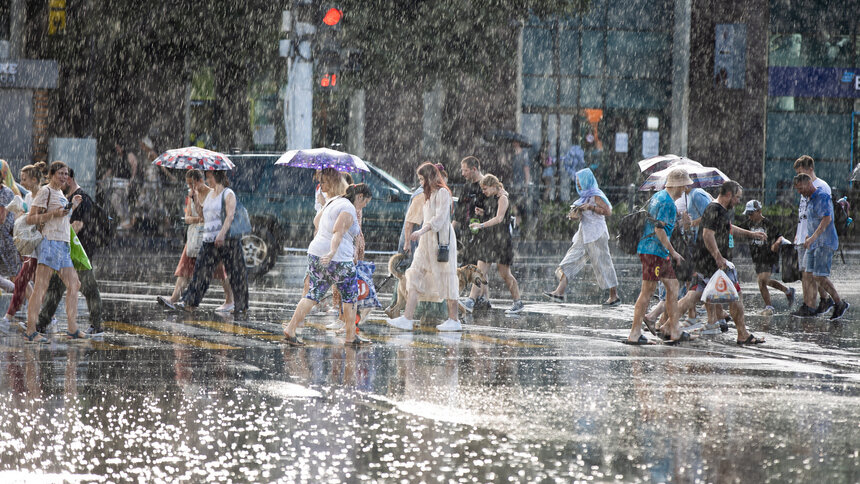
484, 129, 533, 148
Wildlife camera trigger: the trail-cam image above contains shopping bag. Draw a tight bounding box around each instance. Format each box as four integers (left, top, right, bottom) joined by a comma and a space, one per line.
186, 223, 204, 258
355, 261, 381, 310
70, 227, 92, 271
780, 244, 801, 283
701, 269, 738, 304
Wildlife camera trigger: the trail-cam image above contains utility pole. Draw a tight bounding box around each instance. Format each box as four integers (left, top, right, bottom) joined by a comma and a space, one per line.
282, 5, 314, 151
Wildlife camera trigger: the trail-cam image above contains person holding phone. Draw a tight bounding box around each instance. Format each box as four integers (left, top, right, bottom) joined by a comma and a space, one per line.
23, 161, 85, 342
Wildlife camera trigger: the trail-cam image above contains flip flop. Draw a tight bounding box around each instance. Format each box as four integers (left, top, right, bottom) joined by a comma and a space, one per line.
665, 331, 694, 345
602, 299, 621, 307
737, 334, 766, 345
622, 335, 652, 345
543, 292, 564, 302
283, 334, 305, 347
641, 316, 658, 336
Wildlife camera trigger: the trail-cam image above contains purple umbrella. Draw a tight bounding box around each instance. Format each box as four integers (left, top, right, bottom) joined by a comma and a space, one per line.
275, 148, 370, 173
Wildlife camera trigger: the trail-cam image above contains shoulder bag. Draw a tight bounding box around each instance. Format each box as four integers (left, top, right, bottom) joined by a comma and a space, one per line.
436, 194, 451, 262
13, 188, 50, 255
185, 195, 204, 257
220, 188, 251, 238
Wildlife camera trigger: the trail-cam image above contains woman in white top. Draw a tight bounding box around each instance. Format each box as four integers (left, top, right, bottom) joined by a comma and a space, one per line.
157, 169, 233, 311
2, 162, 45, 327
177, 170, 248, 313
25, 161, 83, 342
544, 168, 619, 305
283, 181, 373, 346
387, 162, 461, 332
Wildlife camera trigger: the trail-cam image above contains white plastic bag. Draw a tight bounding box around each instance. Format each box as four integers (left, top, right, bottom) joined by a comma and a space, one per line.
13, 216, 42, 255
701, 269, 739, 304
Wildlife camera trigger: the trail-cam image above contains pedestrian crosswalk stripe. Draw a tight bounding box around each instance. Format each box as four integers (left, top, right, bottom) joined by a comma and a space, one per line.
104, 321, 240, 350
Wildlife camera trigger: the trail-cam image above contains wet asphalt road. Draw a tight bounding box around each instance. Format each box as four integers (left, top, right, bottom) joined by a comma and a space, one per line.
0, 243, 859, 483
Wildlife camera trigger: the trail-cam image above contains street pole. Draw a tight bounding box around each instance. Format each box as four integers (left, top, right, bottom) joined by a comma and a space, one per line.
285, 20, 314, 151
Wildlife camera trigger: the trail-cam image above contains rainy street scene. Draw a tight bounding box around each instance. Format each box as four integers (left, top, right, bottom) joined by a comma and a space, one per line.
1, 0, 860, 482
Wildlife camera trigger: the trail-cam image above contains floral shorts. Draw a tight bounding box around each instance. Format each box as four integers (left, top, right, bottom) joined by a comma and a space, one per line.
306, 254, 358, 303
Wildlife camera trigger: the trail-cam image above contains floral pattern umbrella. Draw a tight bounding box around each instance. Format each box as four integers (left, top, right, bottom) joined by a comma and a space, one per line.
637, 154, 702, 175
275, 148, 370, 173
152, 147, 235, 170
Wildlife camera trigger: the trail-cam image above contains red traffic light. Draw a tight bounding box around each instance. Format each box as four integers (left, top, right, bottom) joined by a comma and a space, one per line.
320, 74, 337, 88
322, 8, 342, 26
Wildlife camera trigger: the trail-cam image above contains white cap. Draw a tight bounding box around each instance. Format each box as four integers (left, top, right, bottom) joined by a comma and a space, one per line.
743, 200, 762, 214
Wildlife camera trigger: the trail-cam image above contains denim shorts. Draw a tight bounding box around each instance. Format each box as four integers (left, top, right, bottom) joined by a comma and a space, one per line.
805, 247, 834, 277
306, 254, 358, 303
37, 239, 73, 272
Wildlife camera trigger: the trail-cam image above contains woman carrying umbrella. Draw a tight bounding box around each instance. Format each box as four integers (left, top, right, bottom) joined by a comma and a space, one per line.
157, 169, 233, 311
387, 162, 461, 331
281, 174, 372, 346
544, 168, 619, 305
175, 170, 248, 313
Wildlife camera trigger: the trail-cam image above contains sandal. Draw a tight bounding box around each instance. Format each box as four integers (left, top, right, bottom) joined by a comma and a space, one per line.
66, 330, 89, 340
665, 331, 694, 345
283, 334, 305, 347
737, 334, 766, 346
23, 331, 49, 344
622, 335, 653, 345
346, 334, 372, 346
641, 316, 658, 336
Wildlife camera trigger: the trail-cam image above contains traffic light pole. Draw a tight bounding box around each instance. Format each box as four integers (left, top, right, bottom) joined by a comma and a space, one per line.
285, 21, 315, 151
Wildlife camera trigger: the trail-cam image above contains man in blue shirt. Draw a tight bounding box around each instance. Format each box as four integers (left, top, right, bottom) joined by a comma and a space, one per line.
626, 169, 692, 345
793, 173, 849, 320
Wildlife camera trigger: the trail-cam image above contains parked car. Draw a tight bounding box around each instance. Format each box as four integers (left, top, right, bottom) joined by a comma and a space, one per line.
228, 153, 413, 277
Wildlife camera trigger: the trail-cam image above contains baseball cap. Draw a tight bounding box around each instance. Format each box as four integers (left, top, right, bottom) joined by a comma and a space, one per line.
743, 200, 762, 214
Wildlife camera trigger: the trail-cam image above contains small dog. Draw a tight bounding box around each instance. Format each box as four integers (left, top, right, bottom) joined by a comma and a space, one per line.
384, 253, 487, 318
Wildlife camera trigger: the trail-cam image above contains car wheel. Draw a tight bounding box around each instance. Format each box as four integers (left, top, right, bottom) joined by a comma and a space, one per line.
242, 225, 279, 278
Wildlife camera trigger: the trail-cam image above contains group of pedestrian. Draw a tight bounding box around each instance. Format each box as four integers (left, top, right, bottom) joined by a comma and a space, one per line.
0, 160, 105, 343
619, 155, 848, 346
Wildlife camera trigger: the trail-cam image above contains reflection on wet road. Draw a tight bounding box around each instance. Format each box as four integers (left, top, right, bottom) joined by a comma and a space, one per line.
0, 273, 859, 482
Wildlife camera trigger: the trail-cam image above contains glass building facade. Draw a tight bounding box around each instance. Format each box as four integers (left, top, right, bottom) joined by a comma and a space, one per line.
765, 0, 860, 202
520, 0, 676, 188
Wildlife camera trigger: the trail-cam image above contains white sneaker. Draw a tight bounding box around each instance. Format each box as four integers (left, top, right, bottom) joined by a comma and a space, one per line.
760, 306, 775, 316
18, 317, 58, 334
326, 320, 345, 331
436, 318, 463, 332
387, 316, 415, 331
215, 302, 235, 312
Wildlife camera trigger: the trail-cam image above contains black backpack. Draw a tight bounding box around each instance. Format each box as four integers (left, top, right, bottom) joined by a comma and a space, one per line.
833, 196, 852, 237
616, 206, 664, 255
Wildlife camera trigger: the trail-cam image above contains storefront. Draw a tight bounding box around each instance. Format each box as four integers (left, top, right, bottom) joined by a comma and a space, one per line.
520, 0, 679, 190
764, 0, 860, 203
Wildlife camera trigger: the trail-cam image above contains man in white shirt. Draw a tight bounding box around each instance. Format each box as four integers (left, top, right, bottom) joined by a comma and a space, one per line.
791, 155, 834, 317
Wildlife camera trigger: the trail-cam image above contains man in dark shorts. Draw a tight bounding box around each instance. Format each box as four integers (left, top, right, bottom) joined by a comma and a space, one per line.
737, 199, 794, 315
627, 169, 692, 345
454, 156, 491, 309
694, 181, 767, 345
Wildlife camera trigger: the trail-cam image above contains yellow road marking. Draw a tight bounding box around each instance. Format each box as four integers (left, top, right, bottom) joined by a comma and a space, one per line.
104, 321, 239, 350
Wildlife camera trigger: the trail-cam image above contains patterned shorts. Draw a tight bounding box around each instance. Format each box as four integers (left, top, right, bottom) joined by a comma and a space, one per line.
306, 254, 358, 303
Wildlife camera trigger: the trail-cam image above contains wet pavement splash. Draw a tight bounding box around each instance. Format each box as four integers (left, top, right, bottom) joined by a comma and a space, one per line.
0, 251, 859, 482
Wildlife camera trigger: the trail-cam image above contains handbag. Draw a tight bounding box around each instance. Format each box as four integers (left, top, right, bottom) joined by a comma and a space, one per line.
437, 226, 450, 263
186, 224, 203, 258
780, 244, 801, 283
13, 188, 51, 255
220, 189, 251, 238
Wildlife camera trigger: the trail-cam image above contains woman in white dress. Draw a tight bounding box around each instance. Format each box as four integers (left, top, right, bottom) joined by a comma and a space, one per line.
387, 162, 461, 331
544, 168, 619, 305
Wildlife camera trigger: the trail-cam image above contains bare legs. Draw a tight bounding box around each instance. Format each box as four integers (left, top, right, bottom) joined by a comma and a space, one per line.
284, 297, 358, 342
27, 265, 80, 335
